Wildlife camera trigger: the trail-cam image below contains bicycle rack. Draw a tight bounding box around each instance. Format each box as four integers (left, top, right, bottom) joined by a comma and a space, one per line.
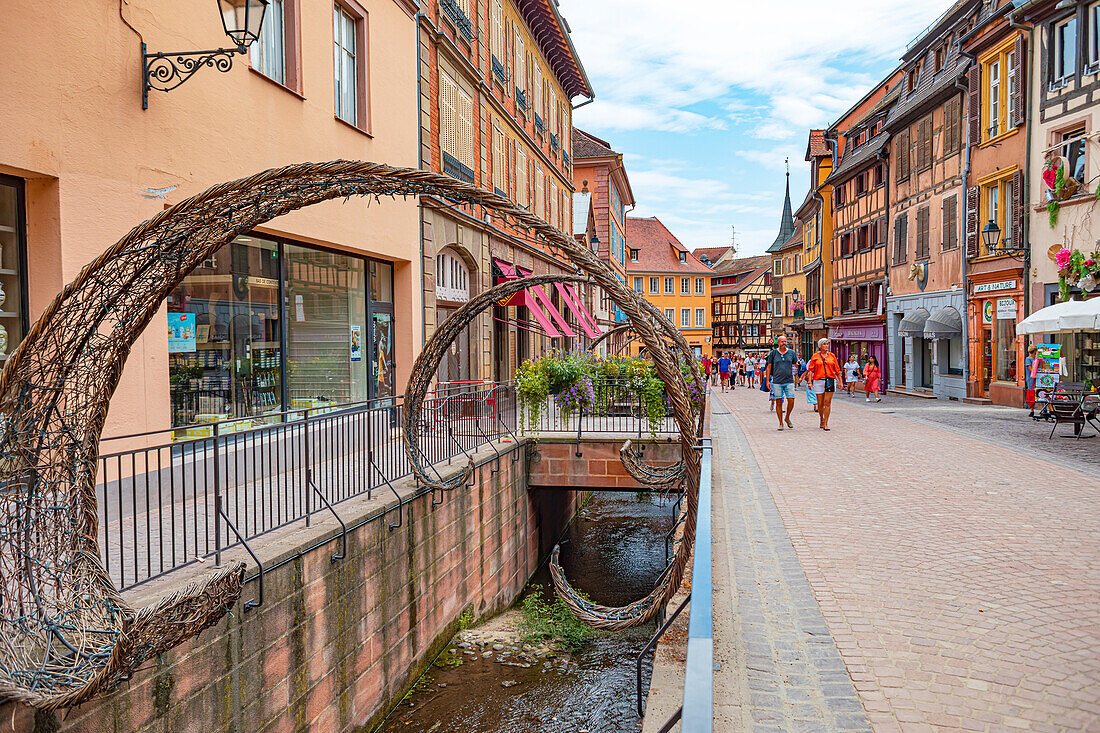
307, 469, 347, 563
636, 592, 691, 716
218, 508, 264, 611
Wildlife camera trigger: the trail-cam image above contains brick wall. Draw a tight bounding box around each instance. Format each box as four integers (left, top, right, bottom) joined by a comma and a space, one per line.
8, 441, 584, 733
528, 437, 683, 491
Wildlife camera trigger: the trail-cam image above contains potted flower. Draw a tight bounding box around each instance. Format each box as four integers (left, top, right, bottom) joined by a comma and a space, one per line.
1043, 157, 1082, 228
1055, 246, 1100, 300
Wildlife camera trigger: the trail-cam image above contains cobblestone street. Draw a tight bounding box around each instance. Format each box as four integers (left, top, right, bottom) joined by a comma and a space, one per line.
712, 386, 1100, 732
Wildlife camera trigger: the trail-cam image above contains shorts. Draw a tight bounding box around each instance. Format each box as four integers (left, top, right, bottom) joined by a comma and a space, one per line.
812, 379, 831, 395
719, 371, 730, 379
770, 382, 797, 400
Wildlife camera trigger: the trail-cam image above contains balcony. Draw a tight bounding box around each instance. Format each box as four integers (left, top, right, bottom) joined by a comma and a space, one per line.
515, 88, 527, 113
442, 151, 474, 184
440, 0, 473, 41
491, 55, 507, 86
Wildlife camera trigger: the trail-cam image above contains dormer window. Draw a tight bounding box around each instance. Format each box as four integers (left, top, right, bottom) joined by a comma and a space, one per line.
935, 45, 945, 74
679, 251, 687, 264
630, 248, 639, 262
908, 66, 919, 92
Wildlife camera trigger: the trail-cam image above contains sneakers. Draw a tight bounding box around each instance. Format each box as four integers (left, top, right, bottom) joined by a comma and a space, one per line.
786, 418, 793, 428
875, 397, 881, 402
866, 397, 871, 402
777, 425, 784, 431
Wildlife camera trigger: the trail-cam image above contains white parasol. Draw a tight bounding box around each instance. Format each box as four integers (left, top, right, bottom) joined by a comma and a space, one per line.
1016, 298, 1100, 335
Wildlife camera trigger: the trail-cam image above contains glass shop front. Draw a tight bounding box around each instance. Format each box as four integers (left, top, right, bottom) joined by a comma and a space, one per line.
167, 234, 394, 434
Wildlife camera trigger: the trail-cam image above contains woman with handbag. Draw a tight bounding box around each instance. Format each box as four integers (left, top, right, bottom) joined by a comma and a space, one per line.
804, 337, 844, 430
863, 354, 882, 402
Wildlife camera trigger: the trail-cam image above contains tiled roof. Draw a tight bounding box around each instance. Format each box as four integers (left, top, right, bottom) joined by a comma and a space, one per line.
625, 217, 714, 274
825, 130, 890, 186
886, 13, 973, 130
515, 0, 593, 98
726, 254, 772, 275
572, 128, 616, 159
806, 129, 829, 159
693, 246, 734, 266
733, 265, 771, 294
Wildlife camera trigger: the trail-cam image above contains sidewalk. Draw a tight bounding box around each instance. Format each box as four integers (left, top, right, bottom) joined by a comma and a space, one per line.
713, 387, 1100, 732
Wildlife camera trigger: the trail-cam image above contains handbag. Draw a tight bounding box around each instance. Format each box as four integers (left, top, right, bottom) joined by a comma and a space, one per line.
824, 377, 835, 393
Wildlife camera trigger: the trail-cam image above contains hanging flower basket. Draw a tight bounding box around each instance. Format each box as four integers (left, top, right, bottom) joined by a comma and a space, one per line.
1054, 245, 1100, 300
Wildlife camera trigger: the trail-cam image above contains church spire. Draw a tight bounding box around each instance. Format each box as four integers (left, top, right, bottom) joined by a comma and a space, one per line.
767, 163, 795, 251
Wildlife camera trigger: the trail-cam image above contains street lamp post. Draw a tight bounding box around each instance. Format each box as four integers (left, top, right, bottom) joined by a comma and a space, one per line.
142, 0, 268, 109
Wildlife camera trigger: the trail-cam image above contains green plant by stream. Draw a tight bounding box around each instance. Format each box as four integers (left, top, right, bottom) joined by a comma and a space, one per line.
517, 585, 598, 652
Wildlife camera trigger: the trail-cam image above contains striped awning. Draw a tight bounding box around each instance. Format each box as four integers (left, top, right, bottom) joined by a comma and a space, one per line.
897, 307, 930, 336
924, 306, 962, 338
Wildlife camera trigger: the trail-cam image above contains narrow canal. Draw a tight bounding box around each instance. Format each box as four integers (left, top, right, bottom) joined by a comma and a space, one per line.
379, 490, 675, 733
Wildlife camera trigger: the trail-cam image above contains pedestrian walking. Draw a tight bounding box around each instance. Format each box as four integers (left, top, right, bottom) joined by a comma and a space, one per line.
804, 337, 843, 430
765, 336, 799, 430
844, 354, 860, 397
744, 355, 756, 388
701, 354, 712, 386
717, 352, 732, 392
863, 354, 882, 402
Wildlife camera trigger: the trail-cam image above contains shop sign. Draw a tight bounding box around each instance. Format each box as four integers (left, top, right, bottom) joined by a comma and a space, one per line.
973, 279, 1016, 294
1036, 343, 1062, 390
996, 297, 1016, 320
168, 313, 196, 353
982, 301, 993, 324
827, 325, 884, 341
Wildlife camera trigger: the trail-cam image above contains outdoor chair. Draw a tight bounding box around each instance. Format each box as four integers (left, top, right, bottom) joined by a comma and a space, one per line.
1048, 391, 1100, 440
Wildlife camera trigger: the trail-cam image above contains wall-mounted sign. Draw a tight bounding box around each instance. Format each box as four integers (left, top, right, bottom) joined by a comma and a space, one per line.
973, 279, 1017, 294
983, 301, 994, 324
996, 297, 1016, 320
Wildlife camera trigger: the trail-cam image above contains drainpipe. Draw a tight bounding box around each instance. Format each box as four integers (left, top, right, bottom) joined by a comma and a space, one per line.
416, 11, 427, 350
956, 53, 975, 391
877, 142, 892, 387
1009, 6, 1034, 320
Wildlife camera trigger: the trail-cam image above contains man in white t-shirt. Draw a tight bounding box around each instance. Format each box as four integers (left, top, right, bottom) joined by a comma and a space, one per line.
745, 355, 756, 388
843, 355, 861, 396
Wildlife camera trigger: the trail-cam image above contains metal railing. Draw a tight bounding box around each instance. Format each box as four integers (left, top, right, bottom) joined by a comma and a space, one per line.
521, 379, 679, 436
96, 383, 517, 590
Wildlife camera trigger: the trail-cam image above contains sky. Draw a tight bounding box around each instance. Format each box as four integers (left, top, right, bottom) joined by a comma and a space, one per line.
560, 0, 953, 257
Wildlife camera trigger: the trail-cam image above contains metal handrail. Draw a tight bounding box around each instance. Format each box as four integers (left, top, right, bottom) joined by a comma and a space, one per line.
637, 592, 691, 715
218, 508, 263, 611
680, 437, 714, 732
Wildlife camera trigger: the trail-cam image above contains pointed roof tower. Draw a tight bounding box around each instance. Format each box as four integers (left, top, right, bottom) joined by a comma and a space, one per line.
766, 160, 796, 252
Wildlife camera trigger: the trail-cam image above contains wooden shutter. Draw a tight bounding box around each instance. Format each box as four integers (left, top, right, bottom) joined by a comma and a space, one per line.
965, 185, 980, 259
917, 206, 929, 258
1012, 35, 1025, 129
944, 97, 958, 154
516, 147, 528, 206
514, 27, 525, 94
894, 214, 906, 264
490, 0, 503, 60
458, 86, 474, 169
1011, 169, 1024, 250
967, 65, 981, 146
896, 129, 909, 182
440, 73, 458, 161
942, 195, 957, 250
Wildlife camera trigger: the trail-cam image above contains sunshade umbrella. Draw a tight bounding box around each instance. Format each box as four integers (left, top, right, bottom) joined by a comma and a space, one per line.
1016, 298, 1100, 335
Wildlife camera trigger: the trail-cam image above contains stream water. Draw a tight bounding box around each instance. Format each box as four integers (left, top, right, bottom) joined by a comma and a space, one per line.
379, 491, 675, 733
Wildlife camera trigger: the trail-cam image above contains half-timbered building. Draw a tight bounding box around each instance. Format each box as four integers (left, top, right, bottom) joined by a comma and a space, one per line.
711, 256, 772, 355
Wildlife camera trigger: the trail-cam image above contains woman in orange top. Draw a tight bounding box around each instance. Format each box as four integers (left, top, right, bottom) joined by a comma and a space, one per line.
802, 337, 844, 430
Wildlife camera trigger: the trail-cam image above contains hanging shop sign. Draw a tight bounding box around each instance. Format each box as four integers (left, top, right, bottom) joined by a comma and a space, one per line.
168, 312, 196, 353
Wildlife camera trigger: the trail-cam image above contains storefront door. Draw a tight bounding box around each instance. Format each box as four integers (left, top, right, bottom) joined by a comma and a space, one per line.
981, 326, 992, 397
369, 306, 395, 400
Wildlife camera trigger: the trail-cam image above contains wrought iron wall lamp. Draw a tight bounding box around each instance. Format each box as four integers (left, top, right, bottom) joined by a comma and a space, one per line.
142, 0, 267, 109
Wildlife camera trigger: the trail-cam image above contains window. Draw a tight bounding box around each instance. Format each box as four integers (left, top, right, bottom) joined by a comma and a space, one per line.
979, 175, 1016, 254
1007, 49, 1017, 125
995, 312, 1017, 382
679, 252, 687, 264
988, 59, 1001, 138
1055, 16, 1077, 83
773, 297, 783, 315
251, 0, 289, 86
841, 287, 853, 313
492, 125, 507, 194
1062, 128, 1087, 182
835, 184, 846, 207
630, 248, 639, 262
333, 4, 362, 126
440, 71, 475, 180
858, 225, 870, 251
436, 249, 470, 302
873, 163, 884, 187
908, 66, 919, 92
534, 172, 544, 218
515, 147, 528, 206
633, 276, 643, 293
916, 115, 933, 171
650, 277, 659, 294
986, 185, 1000, 254
935, 45, 945, 74
896, 128, 910, 181
513, 24, 526, 98
944, 95, 962, 154
773, 258, 783, 276
681, 277, 690, 294
794, 254, 801, 271
665, 308, 674, 321
664, 277, 674, 294
942, 194, 958, 250
490, 0, 505, 76
856, 173, 867, 196
695, 308, 705, 327
695, 277, 705, 294
1090, 2, 1100, 71
916, 206, 930, 259
893, 213, 908, 264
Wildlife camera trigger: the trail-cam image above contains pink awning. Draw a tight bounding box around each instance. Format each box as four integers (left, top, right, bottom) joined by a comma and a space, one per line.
554, 282, 602, 339
516, 290, 561, 337
492, 258, 573, 338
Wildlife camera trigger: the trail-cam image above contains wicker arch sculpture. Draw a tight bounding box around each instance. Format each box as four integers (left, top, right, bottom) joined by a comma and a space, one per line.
0, 160, 700, 708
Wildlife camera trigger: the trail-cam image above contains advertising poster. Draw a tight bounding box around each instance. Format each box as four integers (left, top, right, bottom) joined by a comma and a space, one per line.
350, 325, 362, 362
996, 298, 1016, 320
1036, 343, 1062, 390
168, 313, 196, 353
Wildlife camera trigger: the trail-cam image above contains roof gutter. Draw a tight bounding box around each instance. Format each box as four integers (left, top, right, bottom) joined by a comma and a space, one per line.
572, 96, 595, 110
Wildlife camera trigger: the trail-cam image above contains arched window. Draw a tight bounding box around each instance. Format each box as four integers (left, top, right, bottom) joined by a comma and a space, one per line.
436, 248, 470, 303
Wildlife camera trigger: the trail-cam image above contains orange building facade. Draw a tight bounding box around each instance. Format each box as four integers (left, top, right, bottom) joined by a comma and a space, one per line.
0, 0, 420, 437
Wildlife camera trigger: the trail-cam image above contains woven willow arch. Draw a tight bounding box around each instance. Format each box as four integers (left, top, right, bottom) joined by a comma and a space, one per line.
0, 160, 700, 708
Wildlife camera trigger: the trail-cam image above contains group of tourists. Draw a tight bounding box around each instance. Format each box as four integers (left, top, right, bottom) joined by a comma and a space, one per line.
700, 339, 884, 432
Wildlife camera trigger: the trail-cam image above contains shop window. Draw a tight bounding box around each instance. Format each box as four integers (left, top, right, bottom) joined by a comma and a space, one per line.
0, 177, 28, 363
995, 308, 1017, 382
169, 236, 283, 429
